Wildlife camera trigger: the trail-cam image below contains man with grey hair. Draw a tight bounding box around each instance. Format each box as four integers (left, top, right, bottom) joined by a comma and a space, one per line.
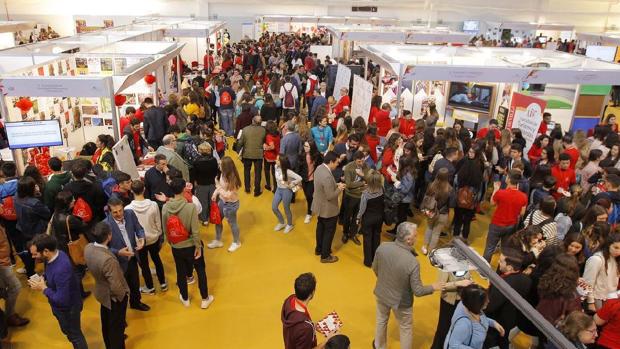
371, 222, 444, 349
280, 119, 302, 170
237, 115, 266, 196
156, 134, 190, 181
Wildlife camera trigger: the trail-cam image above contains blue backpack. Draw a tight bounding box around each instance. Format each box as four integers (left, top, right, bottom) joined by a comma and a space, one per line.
101, 176, 117, 198
607, 193, 620, 225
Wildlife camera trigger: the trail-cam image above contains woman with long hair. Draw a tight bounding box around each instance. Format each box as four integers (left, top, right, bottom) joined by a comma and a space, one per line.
209, 156, 243, 252
23, 165, 46, 197
92, 134, 115, 172
260, 93, 279, 123
512, 128, 527, 149
583, 232, 620, 310
453, 144, 485, 242
600, 142, 620, 168
421, 167, 452, 255
547, 311, 597, 349
299, 138, 323, 223
528, 134, 551, 164
356, 170, 384, 267
501, 225, 545, 270
51, 190, 90, 297
579, 149, 603, 192
529, 164, 552, 191
334, 123, 349, 145
536, 254, 582, 325
564, 232, 587, 272
263, 121, 280, 193
296, 115, 311, 141
389, 156, 416, 234
380, 133, 403, 183
537, 146, 555, 168
272, 155, 302, 234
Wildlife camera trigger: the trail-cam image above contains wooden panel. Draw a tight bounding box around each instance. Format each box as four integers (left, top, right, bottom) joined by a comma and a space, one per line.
575, 95, 605, 117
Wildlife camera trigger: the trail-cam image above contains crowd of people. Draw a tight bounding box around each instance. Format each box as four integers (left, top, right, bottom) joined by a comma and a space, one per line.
1, 29, 620, 349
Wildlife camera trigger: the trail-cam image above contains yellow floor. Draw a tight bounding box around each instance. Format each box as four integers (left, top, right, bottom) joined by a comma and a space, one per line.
8, 156, 531, 349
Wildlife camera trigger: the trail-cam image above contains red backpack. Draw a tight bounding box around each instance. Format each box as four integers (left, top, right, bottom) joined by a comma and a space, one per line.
283, 85, 295, 108
221, 90, 232, 106
0, 196, 17, 221
72, 197, 93, 223
166, 214, 190, 244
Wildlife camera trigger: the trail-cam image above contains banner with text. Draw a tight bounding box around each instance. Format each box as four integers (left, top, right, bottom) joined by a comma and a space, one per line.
351, 75, 373, 122
507, 92, 547, 152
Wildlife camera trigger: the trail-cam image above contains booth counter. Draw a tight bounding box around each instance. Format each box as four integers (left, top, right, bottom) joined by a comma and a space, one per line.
357, 44, 620, 144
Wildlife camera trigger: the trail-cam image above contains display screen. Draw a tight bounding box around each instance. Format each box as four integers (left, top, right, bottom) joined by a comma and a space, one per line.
462, 20, 480, 32
6, 120, 63, 149
448, 82, 493, 112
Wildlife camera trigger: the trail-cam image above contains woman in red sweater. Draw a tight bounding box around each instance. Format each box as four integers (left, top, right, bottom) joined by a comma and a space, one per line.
365, 124, 381, 163
527, 134, 550, 164
333, 87, 350, 116
368, 95, 382, 125
375, 103, 392, 138
398, 111, 416, 139
380, 133, 403, 183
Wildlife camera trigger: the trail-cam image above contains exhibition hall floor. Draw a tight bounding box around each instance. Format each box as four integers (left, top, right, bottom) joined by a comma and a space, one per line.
8, 157, 529, 349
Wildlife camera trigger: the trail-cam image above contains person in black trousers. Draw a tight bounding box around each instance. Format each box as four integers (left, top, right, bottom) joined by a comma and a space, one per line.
191, 143, 220, 225
143, 97, 169, 149
298, 141, 322, 224
356, 170, 385, 267
453, 144, 486, 242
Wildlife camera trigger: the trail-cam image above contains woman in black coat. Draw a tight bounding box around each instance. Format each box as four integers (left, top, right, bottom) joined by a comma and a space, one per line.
452, 144, 485, 242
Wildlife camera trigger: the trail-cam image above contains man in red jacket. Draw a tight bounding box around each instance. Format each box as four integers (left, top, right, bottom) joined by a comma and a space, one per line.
476, 119, 501, 140
551, 153, 576, 200
561, 134, 580, 170
281, 273, 331, 349
398, 111, 416, 139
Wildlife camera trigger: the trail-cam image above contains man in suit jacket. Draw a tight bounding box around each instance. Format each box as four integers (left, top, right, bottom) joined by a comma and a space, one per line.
312, 151, 346, 263
85, 222, 130, 349
237, 115, 266, 196
105, 197, 150, 312
142, 97, 168, 149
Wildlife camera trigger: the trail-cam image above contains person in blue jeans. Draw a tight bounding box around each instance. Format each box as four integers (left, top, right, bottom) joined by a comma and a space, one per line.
272, 156, 302, 234
29, 234, 88, 349
208, 156, 243, 253
218, 79, 236, 136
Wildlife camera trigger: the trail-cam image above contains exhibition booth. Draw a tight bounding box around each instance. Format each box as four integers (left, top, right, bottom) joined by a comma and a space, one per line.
484, 21, 575, 45
575, 32, 620, 62
162, 20, 227, 72
0, 40, 184, 172
0, 21, 35, 50
255, 15, 399, 38
349, 44, 620, 150
326, 25, 473, 61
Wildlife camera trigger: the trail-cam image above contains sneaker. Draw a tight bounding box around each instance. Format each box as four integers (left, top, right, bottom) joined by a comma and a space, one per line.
202, 221, 209, 226
150, 268, 156, 275
228, 242, 241, 252
274, 223, 286, 231
186, 276, 195, 285
207, 240, 224, 249
304, 214, 312, 224
140, 286, 155, 295
201, 295, 215, 309
179, 294, 190, 307
421, 246, 428, 255
284, 225, 294, 234
16, 268, 26, 274
160, 283, 168, 292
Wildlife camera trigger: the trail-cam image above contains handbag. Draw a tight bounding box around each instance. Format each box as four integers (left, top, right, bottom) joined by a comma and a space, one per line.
456, 186, 476, 210
209, 200, 222, 225
65, 216, 88, 266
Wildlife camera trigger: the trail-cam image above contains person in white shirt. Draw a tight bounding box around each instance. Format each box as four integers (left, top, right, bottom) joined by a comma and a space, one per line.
272, 155, 302, 234
126, 180, 167, 295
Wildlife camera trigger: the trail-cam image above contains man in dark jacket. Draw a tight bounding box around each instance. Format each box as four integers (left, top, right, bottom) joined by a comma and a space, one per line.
238, 115, 266, 196
281, 273, 331, 349
484, 251, 531, 349
64, 160, 107, 223
105, 197, 149, 312
142, 97, 168, 149
43, 157, 72, 211
123, 118, 151, 164
144, 154, 174, 208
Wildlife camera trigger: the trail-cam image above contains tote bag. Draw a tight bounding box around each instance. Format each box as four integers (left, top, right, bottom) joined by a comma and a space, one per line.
209, 200, 222, 225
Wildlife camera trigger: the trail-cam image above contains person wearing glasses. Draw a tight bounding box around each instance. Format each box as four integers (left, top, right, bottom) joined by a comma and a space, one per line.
156, 134, 190, 182
546, 311, 597, 349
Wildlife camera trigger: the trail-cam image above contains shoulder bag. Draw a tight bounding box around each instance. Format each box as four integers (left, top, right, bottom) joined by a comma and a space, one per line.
66, 216, 88, 266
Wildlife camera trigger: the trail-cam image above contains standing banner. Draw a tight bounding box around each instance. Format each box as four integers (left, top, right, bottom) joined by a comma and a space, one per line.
507, 93, 547, 152
333, 64, 351, 99
351, 75, 373, 121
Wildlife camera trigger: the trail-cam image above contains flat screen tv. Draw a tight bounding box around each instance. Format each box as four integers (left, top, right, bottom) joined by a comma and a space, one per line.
448, 82, 494, 113
462, 20, 480, 33
6, 120, 63, 149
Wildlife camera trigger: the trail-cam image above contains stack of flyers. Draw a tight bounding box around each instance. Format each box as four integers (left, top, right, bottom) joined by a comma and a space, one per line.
577, 278, 593, 298
315, 312, 343, 337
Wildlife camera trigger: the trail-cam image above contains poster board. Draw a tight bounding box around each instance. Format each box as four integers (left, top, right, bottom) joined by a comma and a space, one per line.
112, 135, 139, 179
309, 45, 333, 61
351, 75, 373, 121
507, 93, 547, 151
333, 64, 351, 99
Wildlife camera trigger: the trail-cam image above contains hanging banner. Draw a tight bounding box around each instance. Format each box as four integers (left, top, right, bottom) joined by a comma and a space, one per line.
507, 93, 547, 151
351, 75, 373, 122
333, 64, 351, 99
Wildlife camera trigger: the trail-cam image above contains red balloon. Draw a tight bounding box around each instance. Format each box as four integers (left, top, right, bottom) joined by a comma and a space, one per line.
114, 94, 127, 107
15, 98, 33, 113
144, 74, 156, 85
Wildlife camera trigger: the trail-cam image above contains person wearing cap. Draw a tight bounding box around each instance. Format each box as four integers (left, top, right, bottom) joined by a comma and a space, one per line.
476, 119, 501, 140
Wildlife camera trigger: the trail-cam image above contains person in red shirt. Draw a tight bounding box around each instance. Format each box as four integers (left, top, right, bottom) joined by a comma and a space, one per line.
483, 170, 528, 262
365, 124, 381, 163
368, 95, 382, 125
476, 119, 501, 140
594, 298, 620, 349
375, 104, 392, 138
551, 153, 576, 200
398, 111, 416, 139
221, 54, 233, 72
538, 112, 552, 135
203, 50, 214, 73
527, 134, 551, 165
332, 87, 350, 116
119, 106, 136, 135
562, 134, 580, 170
303, 53, 316, 72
